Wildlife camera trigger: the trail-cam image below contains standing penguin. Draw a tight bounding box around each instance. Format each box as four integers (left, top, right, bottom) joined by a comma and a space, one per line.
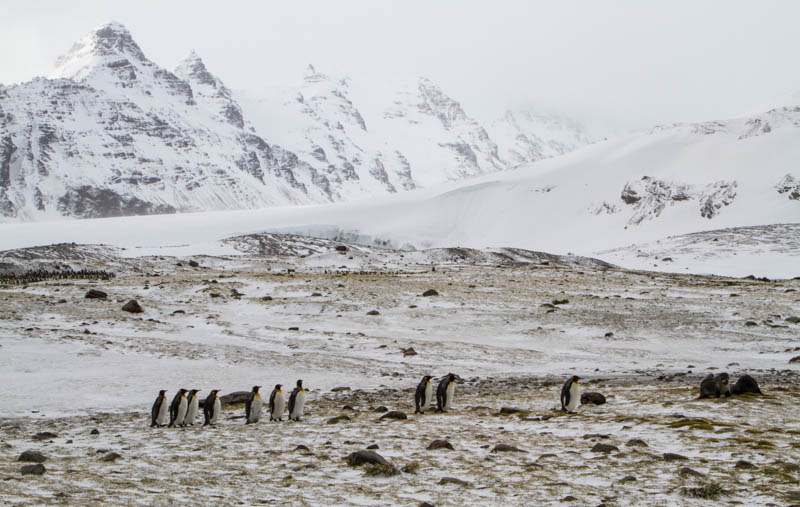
168, 388, 188, 427
288, 380, 307, 421
245, 386, 263, 424
561, 375, 581, 413
435, 373, 461, 412
269, 384, 285, 422
184, 389, 201, 426
151, 390, 169, 427
203, 389, 222, 426
414, 375, 434, 414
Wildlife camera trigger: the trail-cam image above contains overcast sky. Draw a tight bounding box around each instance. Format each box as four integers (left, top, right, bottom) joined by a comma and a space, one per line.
2, 1, 799, 130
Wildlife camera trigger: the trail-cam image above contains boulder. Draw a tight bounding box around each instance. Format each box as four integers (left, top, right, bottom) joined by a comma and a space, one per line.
491, 443, 525, 453
366, 310, 380, 316
18, 450, 47, 463
84, 289, 107, 299
422, 289, 439, 297
581, 392, 607, 405
379, 411, 408, 421
121, 300, 143, 313
427, 439, 454, 450
326, 415, 350, 424
591, 443, 619, 453
663, 452, 688, 461
20, 464, 46, 475
345, 450, 388, 467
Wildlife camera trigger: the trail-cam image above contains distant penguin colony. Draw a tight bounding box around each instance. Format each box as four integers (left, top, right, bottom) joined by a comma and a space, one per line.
149, 369, 765, 429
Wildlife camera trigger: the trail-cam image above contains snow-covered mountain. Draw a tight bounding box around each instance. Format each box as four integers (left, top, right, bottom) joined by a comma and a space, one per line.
0, 22, 337, 221
0, 22, 595, 221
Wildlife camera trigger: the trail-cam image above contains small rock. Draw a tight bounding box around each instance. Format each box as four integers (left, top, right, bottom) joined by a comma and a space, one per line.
561, 496, 577, 502
790, 355, 800, 364
422, 289, 439, 297
84, 289, 107, 299
379, 410, 407, 421
499, 407, 526, 414
744, 320, 758, 327
401, 347, 417, 357
366, 310, 380, 316
100, 452, 121, 462
618, 475, 637, 483
373, 406, 389, 412
171, 309, 185, 315
626, 439, 648, 447
90, 428, 100, 435
581, 392, 606, 405
491, 443, 525, 453
326, 415, 350, 424
262, 296, 273, 301
32, 432, 57, 441
345, 450, 388, 467
552, 298, 569, 305
18, 450, 47, 463
331, 386, 350, 392
735, 460, 756, 469
785, 316, 800, 324
427, 439, 454, 451
294, 445, 310, 453
188, 260, 199, 267
20, 464, 46, 476
678, 467, 705, 478
591, 443, 619, 454
121, 300, 143, 313
438, 477, 470, 487
663, 452, 688, 461
604, 332, 614, 338
366, 444, 379, 450
311, 292, 322, 297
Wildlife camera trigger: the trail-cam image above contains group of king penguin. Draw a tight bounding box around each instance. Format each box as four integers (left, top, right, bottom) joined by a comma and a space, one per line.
151, 373, 583, 428
150, 380, 307, 428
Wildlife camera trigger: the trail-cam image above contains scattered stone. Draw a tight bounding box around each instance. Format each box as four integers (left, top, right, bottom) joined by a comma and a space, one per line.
373, 406, 388, 413
580, 392, 606, 405
171, 309, 185, 315
311, 292, 322, 297
491, 443, 525, 453
626, 439, 648, 447
32, 432, 57, 441
326, 415, 350, 424
366, 444, 379, 450
591, 443, 619, 454
664, 452, 689, 461
18, 450, 47, 463
786, 316, 800, 324
188, 260, 199, 267
288, 326, 299, 331
366, 310, 380, 316
401, 347, 418, 357
438, 477, 470, 487
790, 355, 800, 364
499, 407, 526, 414
678, 467, 705, 478
100, 452, 121, 462
90, 428, 100, 435
734, 460, 755, 470
427, 439, 454, 451
121, 300, 143, 313
379, 411, 408, 421
552, 298, 569, 305
335, 245, 348, 252
618, 475, 637, 483
681, 483, 725, 499
294, 445, 310, 453
262, 296, 273, 301
345, 450, 389, 467
218, 391, 250, 406
561, 496, 578, 502
20, 464, 46, 476
604, 332, 614, 338
84, 289, 107, 299
331, 386, 350, 392
583, 434, 610, 440
422, 289, 439, 297
744, 320, 758, 327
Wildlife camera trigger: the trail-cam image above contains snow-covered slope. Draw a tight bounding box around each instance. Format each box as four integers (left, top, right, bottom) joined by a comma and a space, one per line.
0, 22, 596, 222
2, 98, 796, 277
0, 22, 337, 221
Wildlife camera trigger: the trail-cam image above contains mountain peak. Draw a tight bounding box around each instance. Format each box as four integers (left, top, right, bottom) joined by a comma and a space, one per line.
52, 21, 147, 80
175, 50, 216, 87
303, 64, 327, 83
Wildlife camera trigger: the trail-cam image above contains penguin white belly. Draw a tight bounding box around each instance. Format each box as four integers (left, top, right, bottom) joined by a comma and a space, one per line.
444, 382, 455, 410
211, 398, 221, 424
292, 391, 307, 419
566, 383, 580, 412
424, 383, 433, 408
249, 396, 263, 423
272, 392, 285, 420
185, 398, 199, 425
156, 399, 168, 426
176, 397, 188, 425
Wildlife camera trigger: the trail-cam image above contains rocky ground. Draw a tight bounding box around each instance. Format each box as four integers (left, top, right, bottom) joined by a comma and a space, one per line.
1, 235, 799, 505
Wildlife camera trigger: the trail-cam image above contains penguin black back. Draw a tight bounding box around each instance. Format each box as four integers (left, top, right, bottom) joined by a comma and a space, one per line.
288, 379, 303, 414
151, 389, 167, 427
435, 373, 459, 412
168, 388, 187, 427
414, 375, 433, 414
560, 375, 580, 411
269, 384, 282, 413
245, 386, 261, 423
203, 389, 220, 426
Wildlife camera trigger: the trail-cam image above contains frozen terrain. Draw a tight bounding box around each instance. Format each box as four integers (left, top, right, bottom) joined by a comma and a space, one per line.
0, 235, 799, 504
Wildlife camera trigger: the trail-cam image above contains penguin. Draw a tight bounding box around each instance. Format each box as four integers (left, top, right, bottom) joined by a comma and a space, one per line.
168, 388, 188, 427
414, 375, 434, 414
288, 379, 307, 421
269, 384, 285, 422
184, 389, 201, 426
731, 374, 762, 395
245, 386, 263, 424
203, 389, 222, 426
435, 373, 461, 412
150, 390, 168, 427
560, 375, 581, 413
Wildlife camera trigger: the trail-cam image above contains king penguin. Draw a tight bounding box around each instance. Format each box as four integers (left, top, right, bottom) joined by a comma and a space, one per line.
245, 386, 263, 424
288, 379, 307, 421
435, 373, 461, 412
151, 390, 168, 427
414, 375, 434, 414
184, 389, 201, 426
168, 388, 188, 427
560, 375, 581, 413
269, 384, 285, 422
203, 389, 222, 426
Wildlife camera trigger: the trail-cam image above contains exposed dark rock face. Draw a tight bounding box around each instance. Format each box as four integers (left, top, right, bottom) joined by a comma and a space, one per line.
621, 176, 737, 224
121, 300, 143, 313
85, 289, 108, 299
581, 392, 607, 405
